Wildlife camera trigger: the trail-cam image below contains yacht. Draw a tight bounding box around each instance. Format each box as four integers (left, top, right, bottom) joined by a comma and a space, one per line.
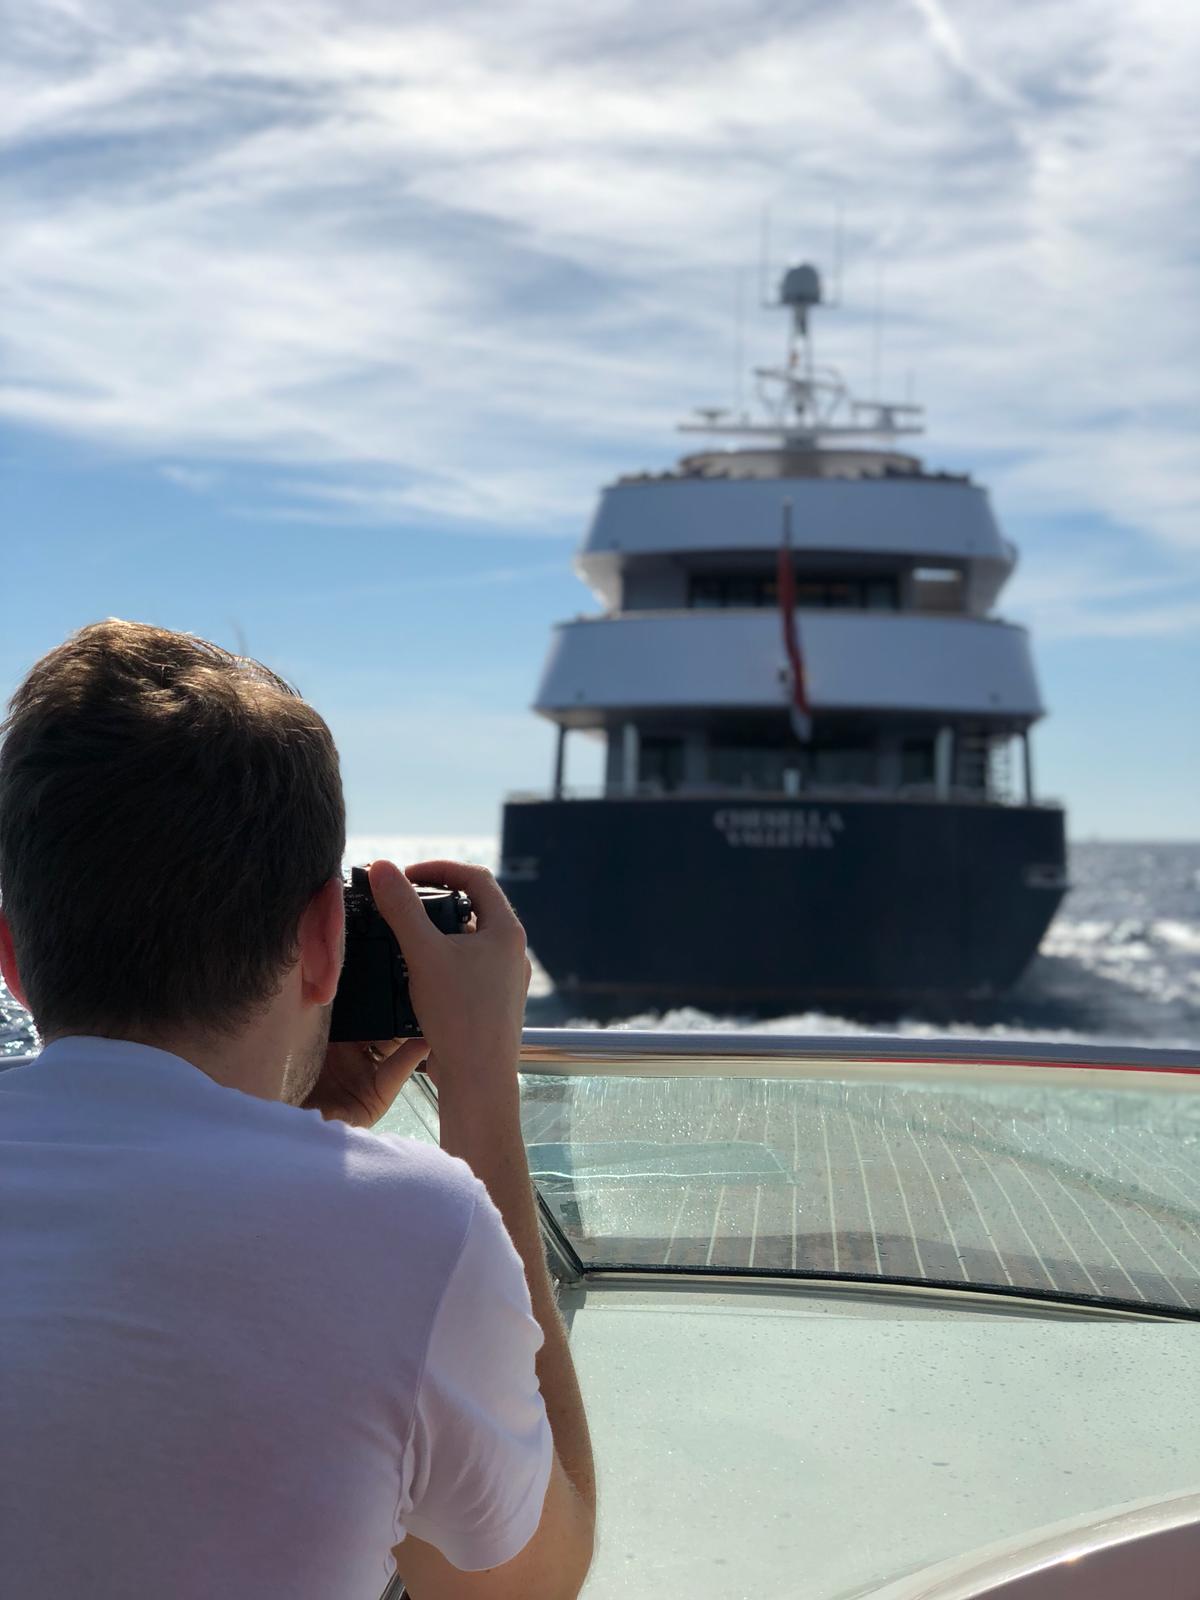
500, 264, 1068, 1013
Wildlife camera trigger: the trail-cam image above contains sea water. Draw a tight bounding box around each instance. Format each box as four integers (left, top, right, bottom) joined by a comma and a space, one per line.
2, 839, 1197, 1057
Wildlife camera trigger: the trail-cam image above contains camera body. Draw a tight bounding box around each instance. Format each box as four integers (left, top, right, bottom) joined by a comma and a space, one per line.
329, 867, 472, 1042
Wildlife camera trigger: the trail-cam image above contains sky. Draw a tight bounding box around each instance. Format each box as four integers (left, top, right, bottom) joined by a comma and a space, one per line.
2, 0, 1198, 841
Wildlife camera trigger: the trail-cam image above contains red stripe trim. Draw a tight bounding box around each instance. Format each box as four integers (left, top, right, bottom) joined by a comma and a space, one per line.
830, 1053, 1200, 1075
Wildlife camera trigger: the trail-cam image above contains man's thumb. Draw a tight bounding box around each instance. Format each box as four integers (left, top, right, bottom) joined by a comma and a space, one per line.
368, 860, 434, 947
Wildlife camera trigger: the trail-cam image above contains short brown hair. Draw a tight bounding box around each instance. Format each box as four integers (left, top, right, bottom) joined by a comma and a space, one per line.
0, 620, 345, 1038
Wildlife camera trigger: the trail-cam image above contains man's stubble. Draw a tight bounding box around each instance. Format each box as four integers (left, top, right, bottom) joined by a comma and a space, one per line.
280, 1004, 332, 1106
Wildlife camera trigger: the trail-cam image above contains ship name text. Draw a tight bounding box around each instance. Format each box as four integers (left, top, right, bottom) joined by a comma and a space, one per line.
712, 808, 845, 849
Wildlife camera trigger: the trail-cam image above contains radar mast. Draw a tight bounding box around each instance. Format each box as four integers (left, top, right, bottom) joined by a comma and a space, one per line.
680, 262, 924, 448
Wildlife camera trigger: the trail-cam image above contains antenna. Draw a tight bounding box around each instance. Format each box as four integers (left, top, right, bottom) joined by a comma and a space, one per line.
733, 267, 746, 417
829, 202, 845, 308
869, 259, 887, 398
759, 204, 773, 309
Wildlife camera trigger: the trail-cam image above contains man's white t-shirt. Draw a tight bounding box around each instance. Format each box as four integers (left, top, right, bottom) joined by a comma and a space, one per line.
0, 1037, 554, 1598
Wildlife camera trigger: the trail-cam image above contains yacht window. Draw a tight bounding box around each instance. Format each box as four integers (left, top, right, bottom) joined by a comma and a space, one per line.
688, 573, 776, 608
689, 572, 898, 610
911, 566, 965, 613
690, 575, 732, 608
640, 736, 685, 793
726, 575, 760, 607
813, 745, 875, 786
798, 579, 853, 608
901, 739, 935, 785
709, 744, 788, 790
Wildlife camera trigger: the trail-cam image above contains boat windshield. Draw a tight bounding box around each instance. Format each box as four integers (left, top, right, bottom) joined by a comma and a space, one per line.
383, 1033, 1200, 1316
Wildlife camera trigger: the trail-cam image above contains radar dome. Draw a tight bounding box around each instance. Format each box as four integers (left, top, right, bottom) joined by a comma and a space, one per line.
779, 263, 822, 307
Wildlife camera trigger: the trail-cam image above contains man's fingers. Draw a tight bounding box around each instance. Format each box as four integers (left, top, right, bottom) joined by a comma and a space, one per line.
373, 1037, 429, 1101
368, 859, 440, 950
362, 1036, 406, 1062
403, 859, 518, 934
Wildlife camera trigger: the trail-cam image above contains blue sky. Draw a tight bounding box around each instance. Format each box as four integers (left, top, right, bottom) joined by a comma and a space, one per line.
2, 0, 1198, 840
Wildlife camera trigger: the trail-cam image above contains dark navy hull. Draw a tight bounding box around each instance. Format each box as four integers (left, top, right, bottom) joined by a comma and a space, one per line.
500, 796, 1067, 1010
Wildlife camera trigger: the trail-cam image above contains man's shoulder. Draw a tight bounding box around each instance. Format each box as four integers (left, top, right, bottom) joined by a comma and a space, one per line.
267, 1103, 482, 1217
201, 1115, 486, 1322
336, 1119, 481, 1211
196, 1093, 487, 1271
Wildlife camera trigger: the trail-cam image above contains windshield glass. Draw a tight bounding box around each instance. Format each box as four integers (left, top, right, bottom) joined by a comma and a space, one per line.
504, 1056, 1200, 1314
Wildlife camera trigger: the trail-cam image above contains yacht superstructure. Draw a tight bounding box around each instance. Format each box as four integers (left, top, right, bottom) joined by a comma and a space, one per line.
500, 264, 1067, 1011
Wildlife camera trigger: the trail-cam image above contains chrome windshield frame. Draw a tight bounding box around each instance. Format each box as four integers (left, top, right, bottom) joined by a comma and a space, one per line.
519, 1028, 1200, 1077
571, 1268, 1184, 1322
569, 1263, 1200, 1322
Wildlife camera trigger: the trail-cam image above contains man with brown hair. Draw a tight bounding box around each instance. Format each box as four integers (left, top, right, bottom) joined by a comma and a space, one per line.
0, 620, 595, 1599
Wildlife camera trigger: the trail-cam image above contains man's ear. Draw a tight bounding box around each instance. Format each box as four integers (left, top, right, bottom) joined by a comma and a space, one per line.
0, 910, 30, 1009
297, 875, 345, 1008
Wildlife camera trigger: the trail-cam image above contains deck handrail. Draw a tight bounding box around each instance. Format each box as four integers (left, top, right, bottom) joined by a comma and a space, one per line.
504, 784, 1065, 810
564, 607, 1022, 628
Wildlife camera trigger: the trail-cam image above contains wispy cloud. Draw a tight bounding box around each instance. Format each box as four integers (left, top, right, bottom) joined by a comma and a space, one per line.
275, 557, 568, 610
2, 0, 1198, 608
907, 0, 1027, 116
1006, 558, 1200, 640
160, 462, 219, 493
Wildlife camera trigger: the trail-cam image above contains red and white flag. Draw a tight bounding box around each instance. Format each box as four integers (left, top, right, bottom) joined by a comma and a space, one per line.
777, 500, 813, 743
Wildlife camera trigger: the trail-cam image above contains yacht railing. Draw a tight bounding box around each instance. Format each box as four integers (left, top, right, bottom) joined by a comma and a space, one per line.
569, 608, 1019, 625
505, 783, 1062, 809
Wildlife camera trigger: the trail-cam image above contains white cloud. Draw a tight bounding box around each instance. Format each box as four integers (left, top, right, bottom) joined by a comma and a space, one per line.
160, 462, 219, 492
1, 0, 1198, 603
1008, 568, 1200, 640
907, 0, 1028, 115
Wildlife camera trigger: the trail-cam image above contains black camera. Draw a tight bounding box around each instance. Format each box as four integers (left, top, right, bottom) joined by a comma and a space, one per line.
329, 866, 472, 1042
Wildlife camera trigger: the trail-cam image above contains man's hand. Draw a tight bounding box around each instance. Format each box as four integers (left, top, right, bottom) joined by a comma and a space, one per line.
367, 858, 531, 1100
303, 856, 529, 1128
303, 1036, 430, 1128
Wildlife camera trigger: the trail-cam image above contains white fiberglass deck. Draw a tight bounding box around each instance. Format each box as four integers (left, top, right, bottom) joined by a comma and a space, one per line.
564, 1288, 1200, 1599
